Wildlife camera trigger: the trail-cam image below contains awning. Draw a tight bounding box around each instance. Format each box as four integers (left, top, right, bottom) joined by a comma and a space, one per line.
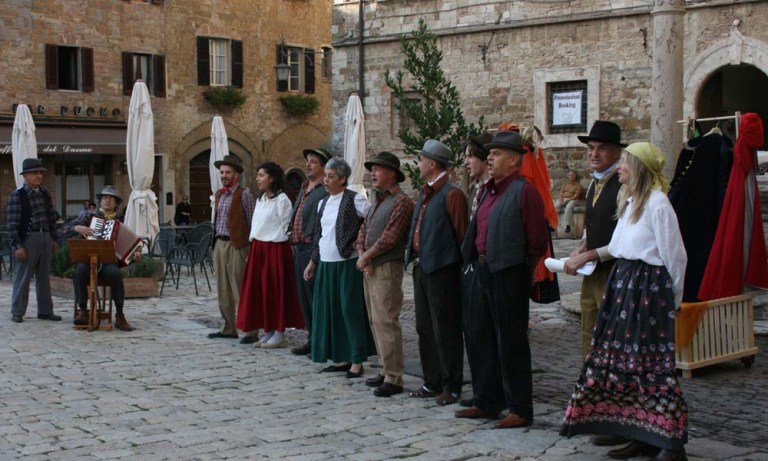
0, 124, 126, 155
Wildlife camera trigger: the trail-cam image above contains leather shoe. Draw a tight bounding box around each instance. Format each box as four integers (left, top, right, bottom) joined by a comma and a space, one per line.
321, 363, 351, 373
495, 413, 531, 429
11, 315, 23, 323
74, 312, 89, 326
291, 341, 311, 355
345, 366, 364, 379
454, 406, 497, 420
115, 313, 134, 331
459, 398, 474, 408
365, 374, 385, 387
208, 332, 238, 339
607, 441, 660, 459
591, 434, 628, 446
652, 449, 687, 461
37, 314, 62, 321
373, 382, 403, 397
240, 335, 259, 344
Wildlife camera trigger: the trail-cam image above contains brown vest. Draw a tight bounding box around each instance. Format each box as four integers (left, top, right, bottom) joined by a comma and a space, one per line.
215, 186, 250, 249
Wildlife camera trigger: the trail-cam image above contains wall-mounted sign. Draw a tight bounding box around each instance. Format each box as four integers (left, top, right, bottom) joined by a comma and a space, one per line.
11, 104, 122, 119
551, 90, 584, 127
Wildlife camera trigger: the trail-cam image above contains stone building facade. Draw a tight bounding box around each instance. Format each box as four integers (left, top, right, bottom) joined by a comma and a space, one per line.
1, 0, 332, 224
330, 0, 768, 194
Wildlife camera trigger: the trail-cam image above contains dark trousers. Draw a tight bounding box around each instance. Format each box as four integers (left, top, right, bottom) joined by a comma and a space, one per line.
293, 244, 315, 334
74, 262, 125, 313
465, 261, 533, 421
413, 262, 464, 394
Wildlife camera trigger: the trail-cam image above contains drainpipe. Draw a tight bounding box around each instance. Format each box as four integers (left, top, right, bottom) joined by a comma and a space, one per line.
358, 0, 365, 99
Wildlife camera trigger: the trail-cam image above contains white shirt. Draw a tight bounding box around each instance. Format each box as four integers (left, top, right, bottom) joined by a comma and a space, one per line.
607, 189, 687, 307
249, 192, 293, 243
318, 191, 370, 262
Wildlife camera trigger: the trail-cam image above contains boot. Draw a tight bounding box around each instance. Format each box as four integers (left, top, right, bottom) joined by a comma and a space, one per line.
115, 312, 134, 331
74, 309, 89, 326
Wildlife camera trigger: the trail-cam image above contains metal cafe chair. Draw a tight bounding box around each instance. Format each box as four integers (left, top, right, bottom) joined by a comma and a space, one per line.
161, 232, 212, 297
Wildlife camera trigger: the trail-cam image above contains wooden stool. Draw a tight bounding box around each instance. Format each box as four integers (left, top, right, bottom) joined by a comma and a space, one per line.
74, 278, 113, 331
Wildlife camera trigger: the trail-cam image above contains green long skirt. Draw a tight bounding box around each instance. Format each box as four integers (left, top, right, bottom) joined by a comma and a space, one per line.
311, 258, 376, 364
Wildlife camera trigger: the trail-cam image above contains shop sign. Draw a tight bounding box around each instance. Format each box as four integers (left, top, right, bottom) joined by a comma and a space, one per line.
11, 103, 122, 119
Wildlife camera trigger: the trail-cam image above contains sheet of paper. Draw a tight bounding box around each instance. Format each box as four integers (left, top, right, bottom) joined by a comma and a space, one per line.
544, 257, 596, 276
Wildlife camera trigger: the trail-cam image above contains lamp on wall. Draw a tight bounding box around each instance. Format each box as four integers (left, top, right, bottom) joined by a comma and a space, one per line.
275, 38, 292, 85
119, 160, 128, 175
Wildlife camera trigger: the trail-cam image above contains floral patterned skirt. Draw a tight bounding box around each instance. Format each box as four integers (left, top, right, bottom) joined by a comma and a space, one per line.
560, 259, 688, 450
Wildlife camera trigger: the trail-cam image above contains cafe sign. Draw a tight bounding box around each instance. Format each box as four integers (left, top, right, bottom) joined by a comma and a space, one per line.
11, 103, 122, 119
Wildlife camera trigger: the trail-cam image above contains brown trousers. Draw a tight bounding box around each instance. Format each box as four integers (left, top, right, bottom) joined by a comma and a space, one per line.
363, 260, 405, 387
579, 262, 614, 357
213, 239, 249, 336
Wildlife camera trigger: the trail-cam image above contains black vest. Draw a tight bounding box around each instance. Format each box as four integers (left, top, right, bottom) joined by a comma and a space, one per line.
365, 190, 408, 267
17, 186, 55, 245
291, 181, 328, 242
406, 182, 463, 275
585, 172, 621, 252
462, 178, 527, 273
311, 189, 363, 264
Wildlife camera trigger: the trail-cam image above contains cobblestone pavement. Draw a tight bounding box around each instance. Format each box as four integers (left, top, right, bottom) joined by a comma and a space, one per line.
1, 239, 766, 460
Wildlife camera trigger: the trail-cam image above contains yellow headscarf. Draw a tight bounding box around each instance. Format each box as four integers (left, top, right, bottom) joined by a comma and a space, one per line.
625, 142, 669, 193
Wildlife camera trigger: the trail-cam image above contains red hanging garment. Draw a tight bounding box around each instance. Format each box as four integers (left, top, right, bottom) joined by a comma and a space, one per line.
698, 112, 768, 300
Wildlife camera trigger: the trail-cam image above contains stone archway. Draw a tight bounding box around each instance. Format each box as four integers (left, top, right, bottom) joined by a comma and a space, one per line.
267, 122, 330, 173
684, 27, 768, 146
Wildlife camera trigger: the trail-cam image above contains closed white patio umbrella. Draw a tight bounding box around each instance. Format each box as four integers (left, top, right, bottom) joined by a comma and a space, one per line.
124, 81, 160, 246
12, 104, 38, 188
343, 92, 367, 197
209, 116, 228, 222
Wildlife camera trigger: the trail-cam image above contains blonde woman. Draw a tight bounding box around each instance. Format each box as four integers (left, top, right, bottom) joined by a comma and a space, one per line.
561, 143, 689, 461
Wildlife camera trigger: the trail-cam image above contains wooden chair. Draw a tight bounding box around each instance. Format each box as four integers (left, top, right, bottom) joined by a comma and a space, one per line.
73, 279, 113, 331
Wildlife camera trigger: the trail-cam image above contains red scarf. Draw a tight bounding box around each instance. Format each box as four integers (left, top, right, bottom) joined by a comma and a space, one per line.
219, 180, 239, 195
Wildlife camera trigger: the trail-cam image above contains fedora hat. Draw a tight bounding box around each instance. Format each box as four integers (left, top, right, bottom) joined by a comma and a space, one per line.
364, 151, 406, 183
302, 148, 334, 165
484, 131, 527, 154
466, 132, 493, 160
19, 158, 46, 175
96, 185, 123, 205
213, 154, 244, 173
418, 139, 454, 166
577, 120, 628, 147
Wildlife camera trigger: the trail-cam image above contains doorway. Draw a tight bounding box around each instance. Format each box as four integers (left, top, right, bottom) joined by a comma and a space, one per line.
189, 150, 244, 223
697, 64, 768, 148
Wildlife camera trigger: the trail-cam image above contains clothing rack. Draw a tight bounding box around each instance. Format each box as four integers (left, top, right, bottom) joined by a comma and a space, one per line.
677, 111, 741, 143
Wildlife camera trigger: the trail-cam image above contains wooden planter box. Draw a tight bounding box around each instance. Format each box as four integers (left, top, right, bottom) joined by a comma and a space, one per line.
50, 275, 159, 299
676, 294, 759, 378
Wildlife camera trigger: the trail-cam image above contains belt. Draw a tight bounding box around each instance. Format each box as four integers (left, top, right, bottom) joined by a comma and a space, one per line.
28, 229, 49, 233
216, 235, 231, 241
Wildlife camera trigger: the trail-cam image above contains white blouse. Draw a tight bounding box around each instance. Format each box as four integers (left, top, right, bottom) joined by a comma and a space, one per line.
249, 192, 293, 243
318, 191, 371, 262
607, 189, 687, 307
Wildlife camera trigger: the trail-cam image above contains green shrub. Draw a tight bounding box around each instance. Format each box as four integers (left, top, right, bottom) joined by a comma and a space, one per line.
279, 94, 319, 117
203, 85, 246, 107
51, 242, 75, 277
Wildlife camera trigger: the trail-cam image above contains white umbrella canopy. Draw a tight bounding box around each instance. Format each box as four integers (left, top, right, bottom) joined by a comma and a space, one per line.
343, 93, 367, 197
209, 116, 228, 222
123, 81, 160, 246
12, 104, 38, 188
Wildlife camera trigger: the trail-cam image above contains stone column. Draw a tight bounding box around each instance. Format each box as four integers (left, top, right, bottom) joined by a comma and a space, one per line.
650, 0, 686, 179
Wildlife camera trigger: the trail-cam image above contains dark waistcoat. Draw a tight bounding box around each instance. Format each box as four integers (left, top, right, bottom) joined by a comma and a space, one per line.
584, 173, 621, 252
366, 190, 407, 267
406, 182, 463, 275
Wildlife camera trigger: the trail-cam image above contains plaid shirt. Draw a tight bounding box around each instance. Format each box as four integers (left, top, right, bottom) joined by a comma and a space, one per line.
6, 184, 56, 247
214, 184, 255, 237
290, 179, 323, 245
355, 184, 414, 252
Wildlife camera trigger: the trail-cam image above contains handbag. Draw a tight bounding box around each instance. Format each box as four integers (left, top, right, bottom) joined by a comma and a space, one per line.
530, 231, 561, 304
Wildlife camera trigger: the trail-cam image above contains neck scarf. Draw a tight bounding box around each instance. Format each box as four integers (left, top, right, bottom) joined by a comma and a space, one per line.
219, 180, 239, 195
591, 162, 618, 180
100, 208, 117, 220
625, 142, 669, 193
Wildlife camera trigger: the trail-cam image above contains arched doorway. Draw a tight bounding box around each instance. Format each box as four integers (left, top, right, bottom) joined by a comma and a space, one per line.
189, 150, 243, 222
696, 64, 768, 148
284, 167, 306, 203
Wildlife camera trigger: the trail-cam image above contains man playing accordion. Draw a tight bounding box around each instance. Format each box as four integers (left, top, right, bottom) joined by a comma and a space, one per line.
65, 185, 140, 331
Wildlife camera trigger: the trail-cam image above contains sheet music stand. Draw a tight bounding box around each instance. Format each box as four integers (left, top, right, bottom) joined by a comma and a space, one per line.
68, 240, 117, 331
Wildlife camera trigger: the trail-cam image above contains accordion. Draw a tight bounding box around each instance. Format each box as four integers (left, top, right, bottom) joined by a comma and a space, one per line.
88, 217, 143, 265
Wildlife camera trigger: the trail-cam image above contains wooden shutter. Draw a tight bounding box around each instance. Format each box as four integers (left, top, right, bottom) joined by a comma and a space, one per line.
45, 44, 59, 90
276, 44, 287, 92
304, 48, 315, 94
81, 47, 94, 92
153, 55, 166, 97
151, 0, 163, 4
231, 40, 243, 88
122, 52, 134, 95
197, 37, 210, 86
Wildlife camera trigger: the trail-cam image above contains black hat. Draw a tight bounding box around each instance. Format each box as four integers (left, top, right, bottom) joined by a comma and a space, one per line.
364, 151, 406, 183
96, 185, 123, 205
19, 158, 46, 174
213, 154, 244, 173
302, 148, 334, 165
577, 120, 628, 147
466, 132, 493, 160
484, 131, 527, 154
417, 139, 454, 166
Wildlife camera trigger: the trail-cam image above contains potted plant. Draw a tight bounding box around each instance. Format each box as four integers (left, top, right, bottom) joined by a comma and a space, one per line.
203, 85, 246, 108
50, 242, 162, 299
278, 93, 319, 117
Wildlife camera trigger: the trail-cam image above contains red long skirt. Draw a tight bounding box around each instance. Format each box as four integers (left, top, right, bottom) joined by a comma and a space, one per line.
236, 240, 304, 333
